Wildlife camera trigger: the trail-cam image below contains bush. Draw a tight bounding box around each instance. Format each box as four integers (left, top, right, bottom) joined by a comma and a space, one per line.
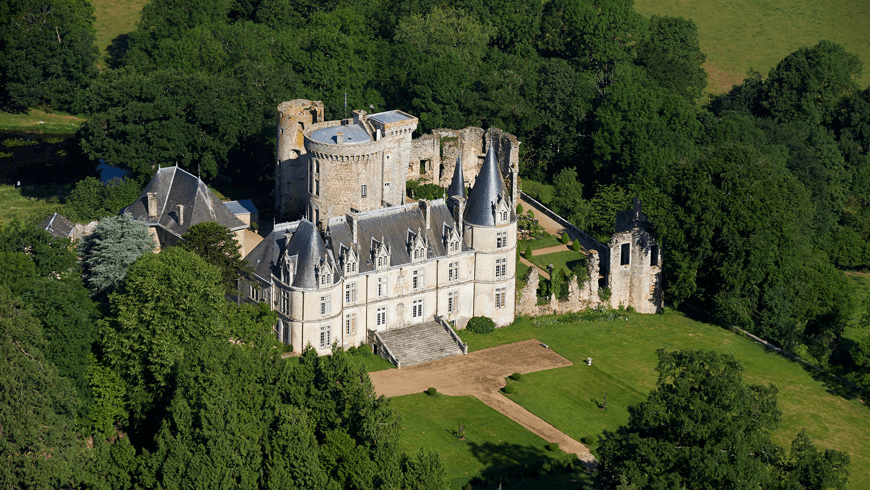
426, 387, 438, 396
524, 245, 532, 258
517, 203, 524, 214
528, 210, 535, 218
598, 287, 612, 302
502, 384, 516, 394
510, 372, 523, 381
581, 434, 598, 446
466, 316, 495, 334
572, 240, 581, 251
545, 442, 560, 452
560, 233, 570, 244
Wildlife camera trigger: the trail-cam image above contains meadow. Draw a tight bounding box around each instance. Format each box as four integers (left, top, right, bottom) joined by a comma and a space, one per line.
634, 0, 870, 94
0, 184, 71, 226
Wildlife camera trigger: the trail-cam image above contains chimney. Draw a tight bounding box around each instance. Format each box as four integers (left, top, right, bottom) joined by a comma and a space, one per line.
336, 131, 344, 144
147, 192, 158, 218
353, 109, 366, 125
349, 213, 358, 244
176, 204, 184, 226
419, 200, 430, 230
376, 128, 381, 141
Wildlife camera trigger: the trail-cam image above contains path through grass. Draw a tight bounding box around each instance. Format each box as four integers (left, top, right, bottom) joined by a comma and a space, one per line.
458, 312, 870, 488
634, 0, 870, 94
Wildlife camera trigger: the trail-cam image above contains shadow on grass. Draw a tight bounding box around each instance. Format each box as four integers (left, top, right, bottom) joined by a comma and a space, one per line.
106, 34, 132, 69
465, 441, 585, 487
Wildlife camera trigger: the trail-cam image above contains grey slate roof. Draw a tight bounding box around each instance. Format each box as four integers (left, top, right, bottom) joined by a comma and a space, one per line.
369, 110, 413, 124
464, 142, 512, 226
328, 200, 466, 274
309, 123, 371, 144
244, 220, 339, 289
224, 199, 258, 216
38, 213, 74, 239
447, 157, 466, 199
124, 166, 246, 238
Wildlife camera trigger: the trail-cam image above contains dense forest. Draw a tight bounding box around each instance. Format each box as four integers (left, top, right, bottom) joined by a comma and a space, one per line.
2, 0, 870, 487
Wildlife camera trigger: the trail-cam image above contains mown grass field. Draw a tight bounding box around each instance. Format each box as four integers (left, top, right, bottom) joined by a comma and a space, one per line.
93, 0, 149, 63
634, 0, 870, 94
0, 184, 70, 226
0, 109, 84, 135
455, 312, 870, 488
391, 393, 592, 489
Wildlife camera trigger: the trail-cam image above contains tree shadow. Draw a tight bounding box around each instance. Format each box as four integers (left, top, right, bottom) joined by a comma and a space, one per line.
105, 34, 132, 69
465, 440, 582, 488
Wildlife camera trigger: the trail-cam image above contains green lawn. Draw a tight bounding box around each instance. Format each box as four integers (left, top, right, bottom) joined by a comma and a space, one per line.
528, 250, 587, 278
845, 272, 870, 343
93, 0, 149, 64
458, 312, 870, 488
357, 351, 396, 372
0, 184, 71, 226
390, 393, 592, 489
0, 109, 84, 135
634, 0, 870, 94
519, 233, 562, 252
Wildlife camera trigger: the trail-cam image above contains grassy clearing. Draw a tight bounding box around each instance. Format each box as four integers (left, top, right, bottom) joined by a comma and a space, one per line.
0, 184, 71, 226
92, 0, 149, 63
458, 312, 870, 488
634, 0, 870, 94
0, 109, 84, 134
528, 250, 587, 278
519, 233, 561, 252
390, 393, 592, 489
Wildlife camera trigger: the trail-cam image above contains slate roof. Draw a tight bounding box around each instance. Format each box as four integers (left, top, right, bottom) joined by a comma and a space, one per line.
369, 110, 413, 124
447, 157, 466, 199
224, 199, 258, 216
309, 123, 372, 144
38, 213, 74, 239
245, 220, 339, 289
328, 200, 467, 274
124, 166, 246, 237
464, 142, 513, 226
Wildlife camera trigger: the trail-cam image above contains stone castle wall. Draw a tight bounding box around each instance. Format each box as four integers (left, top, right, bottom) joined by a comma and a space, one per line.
517, 250, 603, 317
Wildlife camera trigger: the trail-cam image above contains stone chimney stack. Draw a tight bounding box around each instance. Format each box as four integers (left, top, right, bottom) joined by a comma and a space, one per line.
177, 204, 184, 226
336, 131, 344, 144
352, 109, 366, 125
349, 213, 358, 244
147, 192, 158, 218
419, 200, 430, 230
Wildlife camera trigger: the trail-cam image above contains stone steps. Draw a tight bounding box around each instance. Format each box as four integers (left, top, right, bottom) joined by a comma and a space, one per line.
378, 321, 464, 367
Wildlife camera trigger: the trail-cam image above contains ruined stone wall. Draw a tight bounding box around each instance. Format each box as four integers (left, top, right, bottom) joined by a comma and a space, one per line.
409, 127, 519, 204
516, 251, 603, 317
276, 100, 324, 217
607, 228, 662, 313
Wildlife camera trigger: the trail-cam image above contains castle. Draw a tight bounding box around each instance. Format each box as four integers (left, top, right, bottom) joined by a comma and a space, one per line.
245, 99, 662, 357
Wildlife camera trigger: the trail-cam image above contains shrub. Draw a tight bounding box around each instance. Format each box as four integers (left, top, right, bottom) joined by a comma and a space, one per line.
581, 434, 598, 446
517, 203, 523, 214
598, 287, 612, 302
510, 372, 523, 381
502, 384, 516, 394
626, 305, 636, 314
546, 442, 560, 452
524, 245, 532, 258
466, 316, 495, 334
560, 233, 570, 244
572, 240, 581, 251
426, 387, 438, 396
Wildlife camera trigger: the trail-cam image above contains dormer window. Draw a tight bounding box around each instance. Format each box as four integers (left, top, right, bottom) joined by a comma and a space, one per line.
316, 256, 333, 288
341, 245, 358, 276
373, 237, 390, 271
495, 197, 511, 225
443, 223, 462, 256
408, 228, 427, 263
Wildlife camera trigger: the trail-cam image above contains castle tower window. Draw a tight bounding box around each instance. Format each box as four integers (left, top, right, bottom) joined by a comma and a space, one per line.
412, 299, 423, 319
320, 295, 331, 316
448, 261, 459, 283
495, 258, 507, 278
448, 291, 458, 313
377, 277, 387, 297
345, 313, 357, 335
495, 288, 506, 309
345, 282, 357, 304
319, 324, 331, 348
496, 231, 508, 249
620, 243, 631, 266
361, 184, 367, 198
376, 306, 386, 326
650, 244, 659, 266
412, 269, 423, 290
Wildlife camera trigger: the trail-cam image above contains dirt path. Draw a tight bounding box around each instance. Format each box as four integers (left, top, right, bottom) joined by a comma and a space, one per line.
530, 244, 588, 256
519, 256, 549, 279
369, 339, 596, 465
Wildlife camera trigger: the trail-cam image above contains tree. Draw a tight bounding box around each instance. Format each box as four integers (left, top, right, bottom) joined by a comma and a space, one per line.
67, 176, 142, 222
636, 15, 706, 101
179, 222, 249, 293
598, 349, 780, 489
0, 0, 98, 111
0, 220, 77, 277
775, 430, 850, 490
79, 215, 154, 296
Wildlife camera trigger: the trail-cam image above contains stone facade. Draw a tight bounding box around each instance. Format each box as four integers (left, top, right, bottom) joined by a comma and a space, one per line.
607, 199, 662, 313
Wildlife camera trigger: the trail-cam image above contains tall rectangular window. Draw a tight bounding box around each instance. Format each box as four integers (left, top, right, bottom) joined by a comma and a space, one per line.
377, 277, 387, 297
448, 261, 459, 283
495, 287, 506, 309
345, 313, 357, 335
650, 244, 659, 266
345, 282, 357, 304
496, 231, 507, 249
319, 325, 331, 348
412, 299, 423, 319
495, 258, 507, 278
447, 291, 458, 313
376, 307, 386, 327
320, 295, 331, 315
412, 269, 423, 290
620, 243, 631, 266
361, 184, 367, 198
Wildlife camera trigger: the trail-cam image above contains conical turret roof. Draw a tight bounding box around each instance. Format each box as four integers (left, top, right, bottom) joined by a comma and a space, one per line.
287, 220, 332, 288
464, 141, 510, 226
447, 157, 466, 199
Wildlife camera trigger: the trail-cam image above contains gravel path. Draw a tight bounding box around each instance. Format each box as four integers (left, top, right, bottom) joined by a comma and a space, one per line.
369, 339, 596, 466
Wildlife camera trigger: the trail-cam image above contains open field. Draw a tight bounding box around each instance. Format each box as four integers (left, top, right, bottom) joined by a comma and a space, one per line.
457, 311, 870, 488
518, 233, 561, 252
0, 109, 84, 134
634, 0, 870, 94
391, 393, 592, 489
93, 0, 149, 63
0, 185, 70, 226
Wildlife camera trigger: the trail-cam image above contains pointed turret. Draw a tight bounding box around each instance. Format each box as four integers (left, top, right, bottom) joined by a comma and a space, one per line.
287, 219, 332, 288
447, 157, 466, 199
464, 141, 510, 226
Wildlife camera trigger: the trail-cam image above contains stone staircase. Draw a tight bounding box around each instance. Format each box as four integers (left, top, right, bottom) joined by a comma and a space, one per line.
377, 321, 465, 367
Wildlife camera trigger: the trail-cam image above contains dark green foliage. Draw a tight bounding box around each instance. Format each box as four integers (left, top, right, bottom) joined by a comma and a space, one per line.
775, 430, 850, 490
581, 434, 598, 446
400, 448, 447, 490
179, 222, 250, 293
0, 220, 77, 277
510, 372, 523, 381
545, 443, 559, 452
560, 232, 570, 244
516, 203, 523, 214
407, 180, 446, 200
571, 240, 581, 251
466, 316, 496, 334
0, 0, 99, 111
636, 16, 706, 101
524, 245, 532, 258
79, 215, 154, 296
67, 177, 141, 222
426, 387, 438, 396
502, 384, 516, 394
